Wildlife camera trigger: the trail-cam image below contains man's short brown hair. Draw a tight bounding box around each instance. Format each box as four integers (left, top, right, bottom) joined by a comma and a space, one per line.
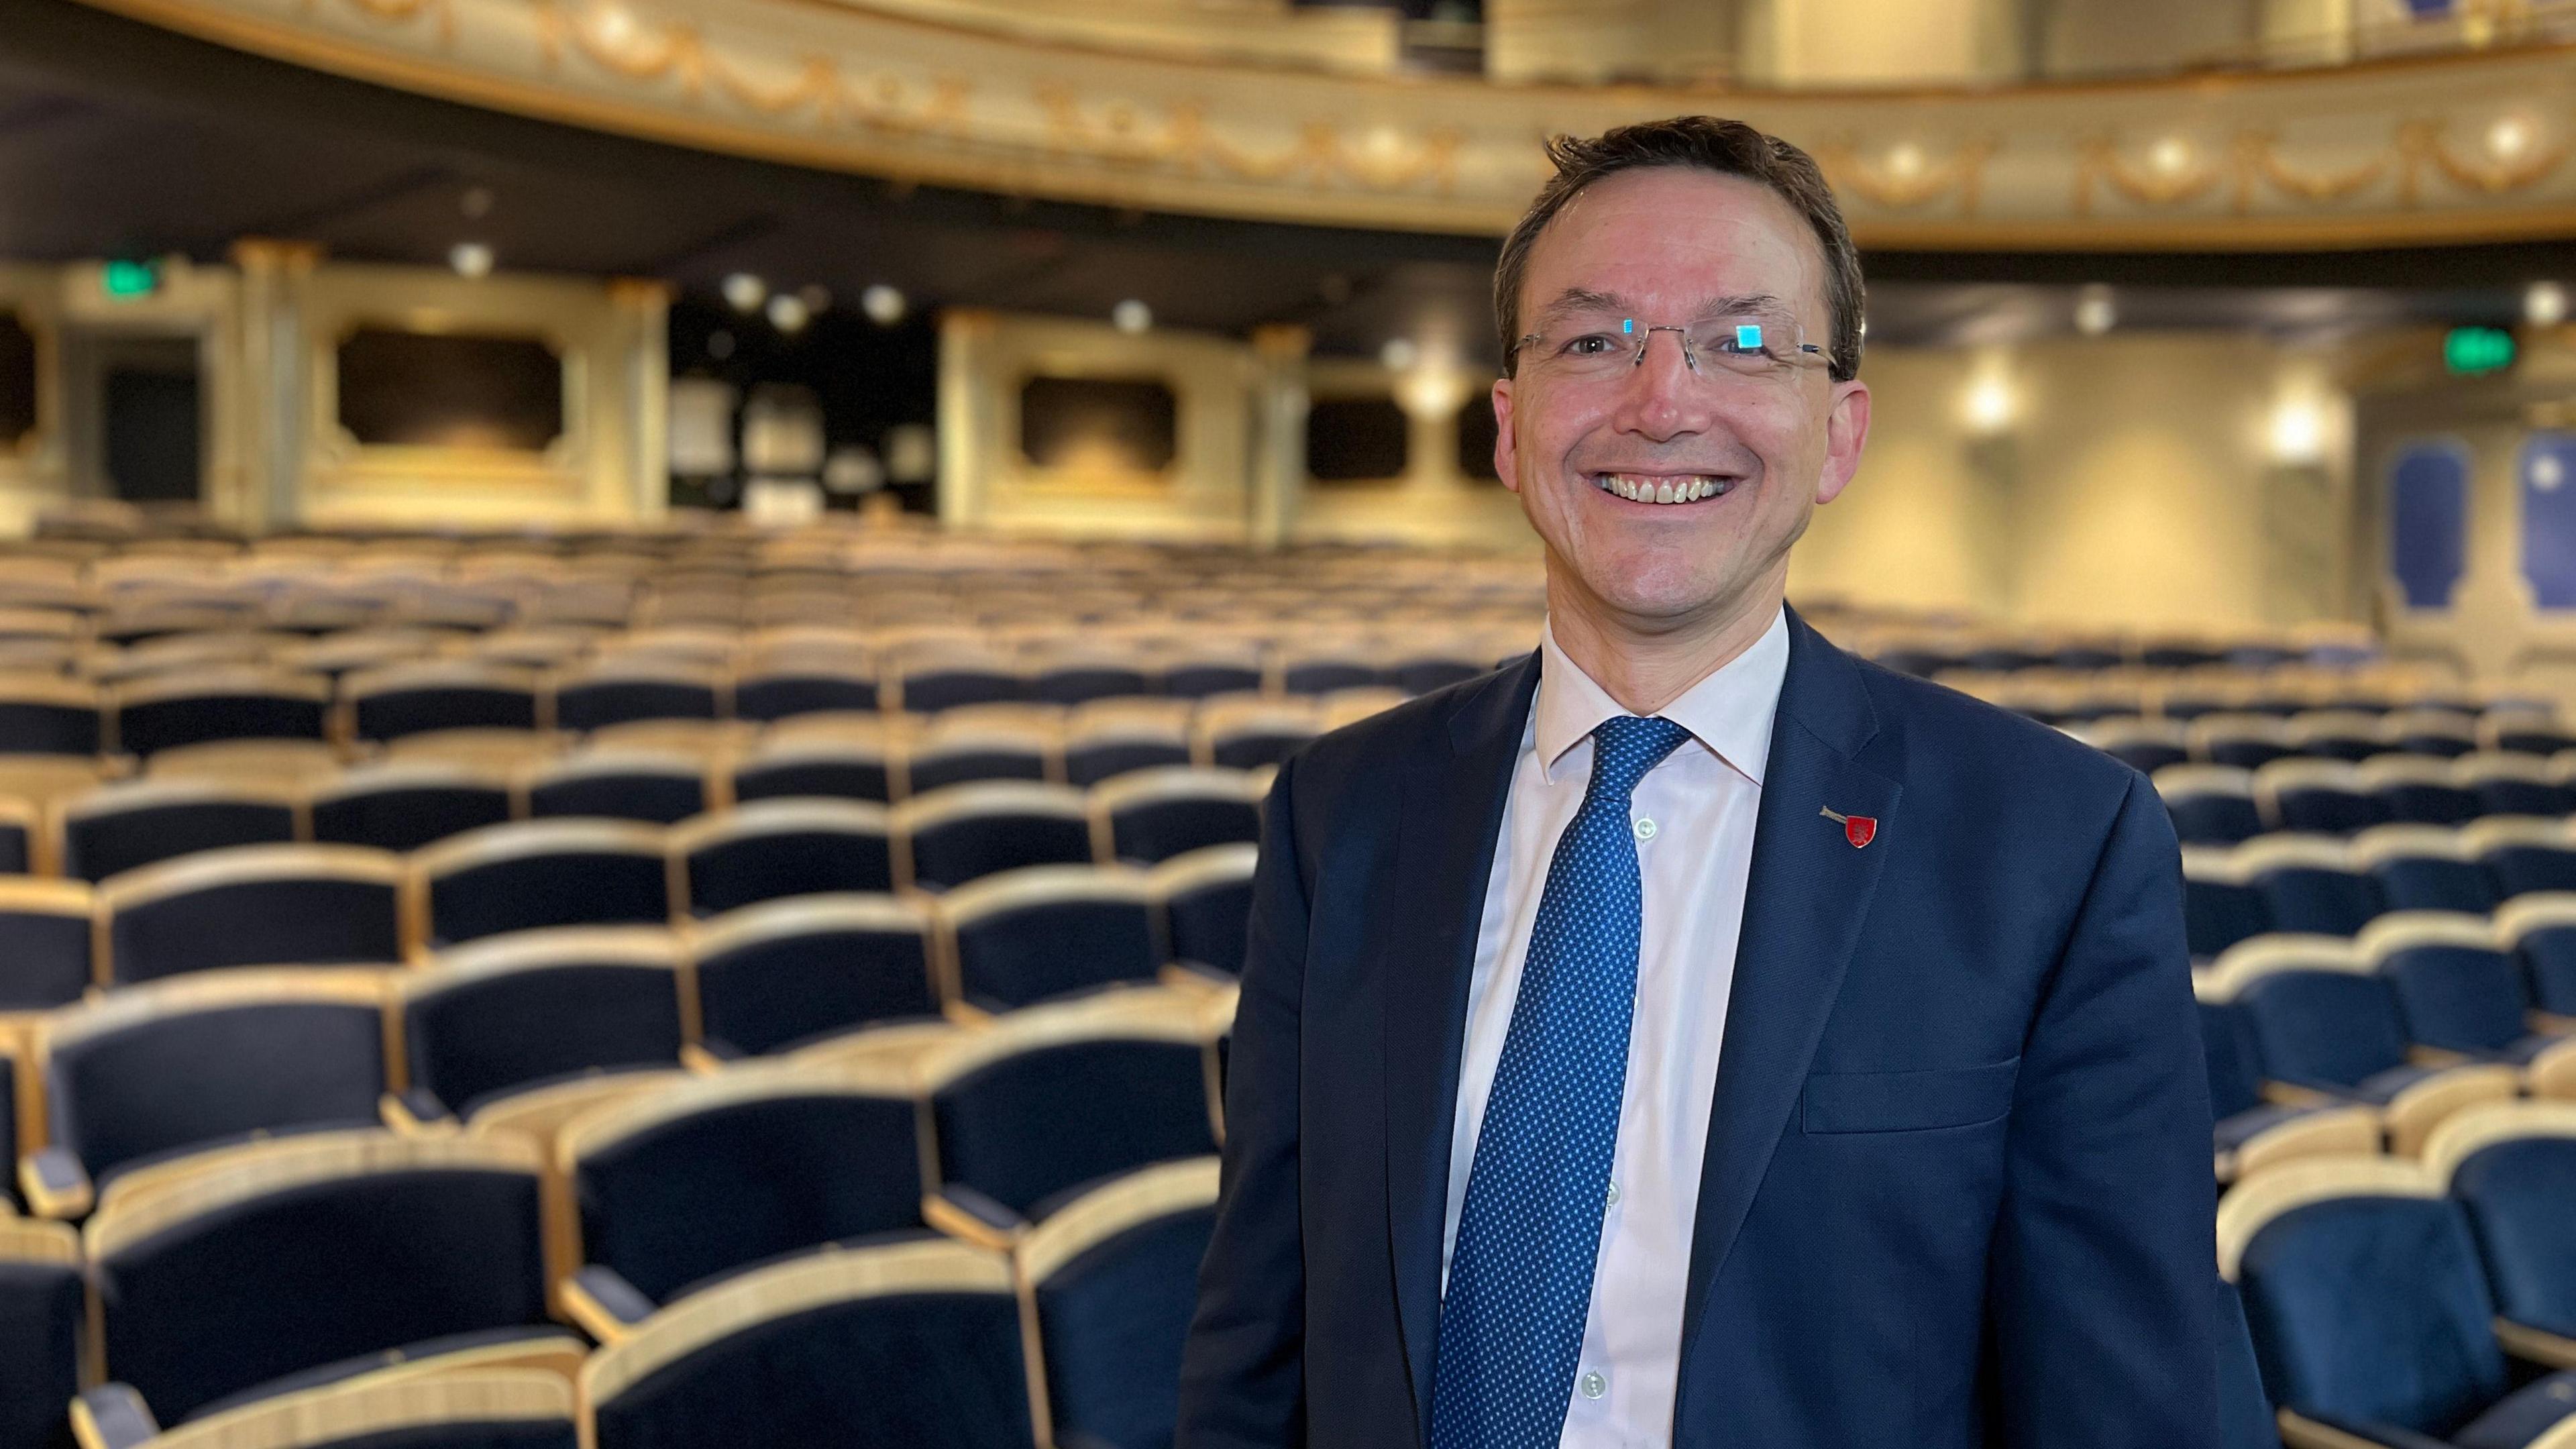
1495, 116, 1863, 383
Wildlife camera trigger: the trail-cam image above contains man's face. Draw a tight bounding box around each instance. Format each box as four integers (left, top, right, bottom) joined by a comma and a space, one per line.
1493, 167, 1870, 634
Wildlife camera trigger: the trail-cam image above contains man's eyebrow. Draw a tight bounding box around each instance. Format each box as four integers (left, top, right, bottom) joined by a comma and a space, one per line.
1530, 290, 1795, 329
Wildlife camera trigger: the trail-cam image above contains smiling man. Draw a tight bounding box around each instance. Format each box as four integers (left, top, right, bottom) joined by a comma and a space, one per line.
1175, 117, 2216, 1449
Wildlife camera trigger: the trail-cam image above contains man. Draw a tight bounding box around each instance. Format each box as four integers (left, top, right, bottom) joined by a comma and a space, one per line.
1175, 117, 2216, 1448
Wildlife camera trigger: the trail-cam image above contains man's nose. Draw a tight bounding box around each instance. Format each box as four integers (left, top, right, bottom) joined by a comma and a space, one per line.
1614, 329, 1713, 441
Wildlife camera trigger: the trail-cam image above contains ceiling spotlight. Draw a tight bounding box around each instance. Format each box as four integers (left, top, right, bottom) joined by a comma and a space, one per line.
2526, 280, 2568, 327
1379, 338, 1419, 371
2149, 136, 2192, 176
447, 241, 494, 279
1111, 299, 1152, 335
797, 284, 833, 315
765, 293, 810, 334
860, 284, 906, 326
1963, 374, 2015, 436
721, 273, 766, 313
2074, 284, 2117, 337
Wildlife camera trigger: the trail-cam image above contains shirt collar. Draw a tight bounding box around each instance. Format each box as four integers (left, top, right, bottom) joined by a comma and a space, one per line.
1533, 606, 1791, 788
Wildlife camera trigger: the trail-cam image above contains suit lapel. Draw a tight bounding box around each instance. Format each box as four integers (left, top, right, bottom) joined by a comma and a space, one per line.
1384, 652, 1538, 1448
1675, 612, 1902, 1389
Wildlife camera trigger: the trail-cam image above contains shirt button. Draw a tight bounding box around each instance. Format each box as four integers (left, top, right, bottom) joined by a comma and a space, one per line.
1580, 1371, 1607, 1400
1605, 1181, 1621, 1205
1632, 817, 1657, 842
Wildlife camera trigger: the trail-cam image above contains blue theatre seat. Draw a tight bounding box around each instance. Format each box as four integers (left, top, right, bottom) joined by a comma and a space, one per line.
561, 1061, 928, 1338
0, 1220, 80, 1449
690, 896, 937, 1057
61, 780, 299, 884
310, 763, 517, 853
2365, 914, 2566, 1067
897, 783, 1095, 893
2433, 1104, 2576, 1365
0, 879, 95, 1010
399, 929, 686, 1119
674, 800, 894, 918
580, 1238, 1034, 1449
413, 820, 671, 948
1018, 1158, 1220, 1449
1152, 843, 1256, 981
98, 845, 405, 985
2356, 826, 2504, 917
343, 661, 541, 742
2157, 766, 2266, 847
82, 1133, 584, 1430
940, 866, 1163, 1012
1093, 767, 1263, 865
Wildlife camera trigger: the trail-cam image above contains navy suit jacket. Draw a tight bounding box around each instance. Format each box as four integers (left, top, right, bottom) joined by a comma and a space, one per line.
1175, 608, 2218, 1448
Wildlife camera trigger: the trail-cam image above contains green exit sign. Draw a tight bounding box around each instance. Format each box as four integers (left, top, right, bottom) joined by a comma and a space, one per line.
99, 260, 160, 300
2446, 326, 2516, 375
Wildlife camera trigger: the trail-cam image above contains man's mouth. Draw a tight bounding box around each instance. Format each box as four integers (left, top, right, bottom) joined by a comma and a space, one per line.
1589, 472, 1737, 506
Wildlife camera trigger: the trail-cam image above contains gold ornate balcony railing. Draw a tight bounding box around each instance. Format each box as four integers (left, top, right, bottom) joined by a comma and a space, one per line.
70, 0, 2576, 248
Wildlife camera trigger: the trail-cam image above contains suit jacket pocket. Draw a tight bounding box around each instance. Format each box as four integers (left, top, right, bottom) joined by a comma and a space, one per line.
1801, 1057, 2021, 1134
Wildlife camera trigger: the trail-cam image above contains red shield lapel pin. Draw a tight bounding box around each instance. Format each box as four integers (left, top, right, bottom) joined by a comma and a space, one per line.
1819, 806, 1877, 849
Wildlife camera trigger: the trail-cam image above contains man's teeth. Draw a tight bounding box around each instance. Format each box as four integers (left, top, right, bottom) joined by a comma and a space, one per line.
1593, 474, 1729, 504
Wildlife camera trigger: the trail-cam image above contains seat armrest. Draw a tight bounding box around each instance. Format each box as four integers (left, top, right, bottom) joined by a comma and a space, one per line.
2498, 1318, 2576, 1370
2277, 1409, 2434, 1449
21, 1147, 92, 1221
70, 1384, 158, 1449
1160, 961, 1240, 993
562, 1265, 657, 1344
380, 1089, 457, 1134
2408, 1044, 2473, 1069
2531, 1010, 2576, 1036
678, 1042, 737, 1074
2261, 1079, 2345, 1110
922, 1184, 1028, 1249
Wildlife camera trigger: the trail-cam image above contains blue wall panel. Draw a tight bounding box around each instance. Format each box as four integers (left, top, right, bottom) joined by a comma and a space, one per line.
2390, 441, 2469, 610
2522, 432, 2576, 610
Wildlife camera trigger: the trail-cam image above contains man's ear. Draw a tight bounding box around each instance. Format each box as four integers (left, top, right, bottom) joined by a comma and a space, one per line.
1815, 379, 1870, 506
1491, 376, 1520, 494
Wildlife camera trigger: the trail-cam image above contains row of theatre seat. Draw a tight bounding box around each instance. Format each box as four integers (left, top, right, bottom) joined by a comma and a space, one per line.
0, 745, 1271, 893
0, 851, 1252, 1212
2217, 1111, 2576, 1448
2157, 752, 2576, 847
0, 979, 1237, 1449
2182, 818, 2576, 959
0, 641, 1486, 757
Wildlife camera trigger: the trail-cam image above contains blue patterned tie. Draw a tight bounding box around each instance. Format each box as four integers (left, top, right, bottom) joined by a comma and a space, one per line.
1429, 714, 1693, 1449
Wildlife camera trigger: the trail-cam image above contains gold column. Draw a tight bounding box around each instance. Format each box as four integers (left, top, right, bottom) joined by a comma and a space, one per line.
608, 278, 674, 523
228, 238, 323, 532
937, 309, 999, 531
1250, 323, 1311, 552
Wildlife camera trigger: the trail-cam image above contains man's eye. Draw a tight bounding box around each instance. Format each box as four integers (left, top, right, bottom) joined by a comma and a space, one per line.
1564, 335, 1618, 356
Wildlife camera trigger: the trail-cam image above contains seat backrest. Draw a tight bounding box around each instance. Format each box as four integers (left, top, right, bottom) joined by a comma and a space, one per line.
0, 878, 95, 1010
62, 781, 299, 883
582, 1238, 1033, 1449
2222, 1161, 2505, 1439
2154, 766, 2263, 846
2197, 1000, 2266, 1120
2430, 1105, 2576, 1342
550, 668, 720, 732
309, 764, 516, 853
113, 669, 329, 756
417, 821, 671, 947
1152, 843, 1256, 978
0, 1220, 81, 1449
941, 867, 1161, 1011
898, 784, 1094, 892
2501, 901, 2576, 1016
88, 1134, 551, 1426
1094, 768, 1263, 865
523, 750, 708, 826
566, 1065, 925, 1303
924, 991, 1218, 1218
101, 845, 405, 985
2250, 864, 2385, 938
728, 743, 892, 806
2182, 851, 2271, 961
690, 895, 935, 1055
1020, 1158, 1219, 1449
344, 662, 542, 742
44, 971, 390, 1183
2365, 914, 2532, 1056
676, 802, 894, 917
731, 668, 879, 722
403, 930, 685, 1116
125, 1368, 578, 1449
0, 677, 102, 755
2237, 968, 2412, 1088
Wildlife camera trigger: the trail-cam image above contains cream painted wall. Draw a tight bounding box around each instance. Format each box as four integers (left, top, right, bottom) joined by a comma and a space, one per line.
1796, 332, 2353, 632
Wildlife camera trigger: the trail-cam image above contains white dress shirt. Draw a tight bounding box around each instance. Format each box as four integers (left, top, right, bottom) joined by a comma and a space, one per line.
1440, 607, 1790, 1448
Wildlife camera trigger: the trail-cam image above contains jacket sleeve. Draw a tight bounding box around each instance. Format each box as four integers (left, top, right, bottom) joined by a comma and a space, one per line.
1175, 753, 1311, 1448
1989, 772, 2219, 1448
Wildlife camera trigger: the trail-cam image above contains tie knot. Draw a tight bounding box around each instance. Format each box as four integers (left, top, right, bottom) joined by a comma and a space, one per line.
1587, 715, 1692, 798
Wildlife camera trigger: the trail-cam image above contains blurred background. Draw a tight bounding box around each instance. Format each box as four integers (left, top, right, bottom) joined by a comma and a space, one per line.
3, 0, 2574, 683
